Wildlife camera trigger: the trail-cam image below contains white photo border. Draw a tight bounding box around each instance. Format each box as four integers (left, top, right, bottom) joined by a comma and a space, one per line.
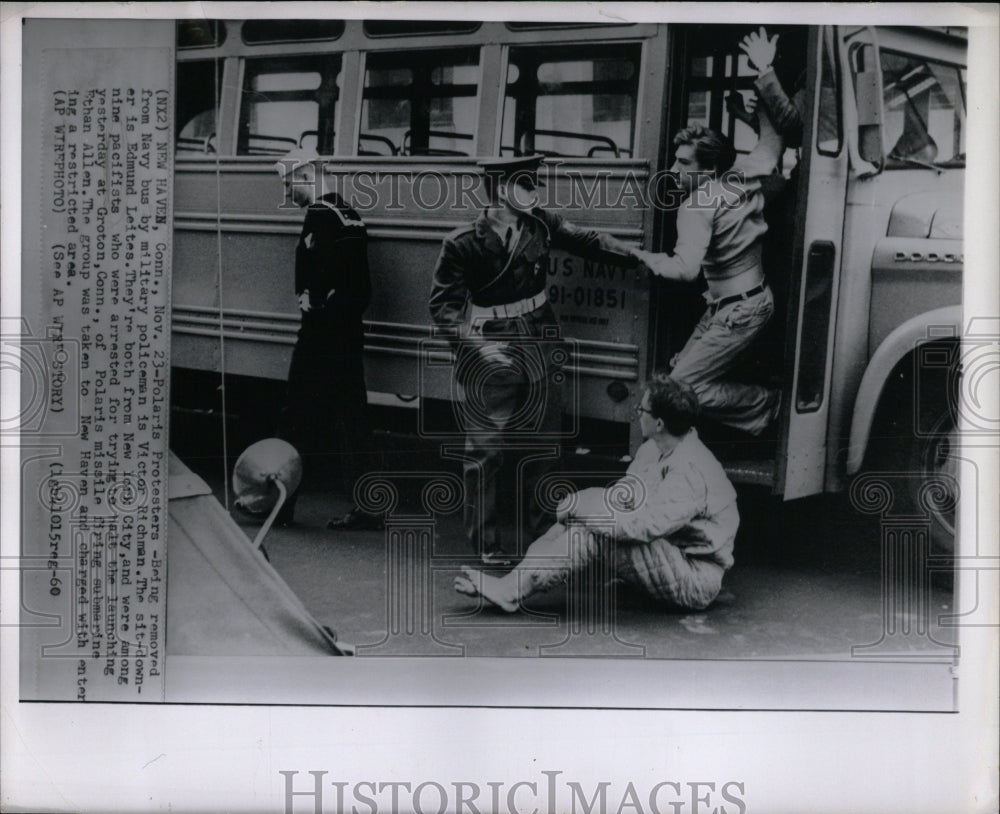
2, 3, 997, 813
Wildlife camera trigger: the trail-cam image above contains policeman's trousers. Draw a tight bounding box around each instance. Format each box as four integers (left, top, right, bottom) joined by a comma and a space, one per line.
459, 372, 563, 556
278, 310, 374, 499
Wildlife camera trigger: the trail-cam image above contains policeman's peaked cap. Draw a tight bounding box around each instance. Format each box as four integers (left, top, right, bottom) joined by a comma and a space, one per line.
274, 146, 321, 178
477, 155, 547, 189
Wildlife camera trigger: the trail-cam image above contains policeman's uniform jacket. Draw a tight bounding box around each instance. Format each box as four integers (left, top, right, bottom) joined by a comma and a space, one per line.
283, 190, 372, 431
279, 190, 374, 497
429, 207, 635, 383
296, 192, 372, 326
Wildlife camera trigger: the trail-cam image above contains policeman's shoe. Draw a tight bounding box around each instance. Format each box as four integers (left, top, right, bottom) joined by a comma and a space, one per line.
480, 548, 514, 568
327, 506, 385, 531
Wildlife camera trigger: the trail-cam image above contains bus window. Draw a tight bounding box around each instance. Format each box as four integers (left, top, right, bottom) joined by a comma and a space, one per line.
358, 48, 480, 156
241, 19, 345, 45
880, 51, 965, 167
501, 44, 640, 158
176, 60, 224, 155
816, 29, 842, 155
682, 27, 805, 177
686, 54, 761, 156
363, 20, 481, 37
237, 56, 341, 156
505, 22, 635, 32
177, 19, 226, 49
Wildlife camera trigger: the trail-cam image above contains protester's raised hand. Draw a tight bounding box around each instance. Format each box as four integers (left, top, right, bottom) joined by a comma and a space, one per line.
739, 26, 779, 75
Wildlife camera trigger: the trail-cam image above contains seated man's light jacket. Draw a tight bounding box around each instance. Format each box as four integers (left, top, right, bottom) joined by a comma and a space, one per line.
609, 430, 738, 570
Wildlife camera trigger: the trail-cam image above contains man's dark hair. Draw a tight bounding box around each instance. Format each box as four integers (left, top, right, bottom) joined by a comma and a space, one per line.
646, 373, 700, 436
673, 124, 737, 175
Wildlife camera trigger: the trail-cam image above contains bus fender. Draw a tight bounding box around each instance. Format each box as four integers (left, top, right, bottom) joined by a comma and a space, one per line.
846, 305, 962, 475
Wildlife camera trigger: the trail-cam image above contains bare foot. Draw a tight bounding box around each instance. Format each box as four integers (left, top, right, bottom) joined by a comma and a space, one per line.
453, 565, 520, 613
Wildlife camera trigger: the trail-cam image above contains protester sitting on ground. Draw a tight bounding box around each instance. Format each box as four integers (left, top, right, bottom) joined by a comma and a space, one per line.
454, 375, 739, 613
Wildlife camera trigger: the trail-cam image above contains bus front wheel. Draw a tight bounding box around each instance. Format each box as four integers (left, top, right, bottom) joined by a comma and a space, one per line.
872, 348, 960, 561
904, 406, 958, 558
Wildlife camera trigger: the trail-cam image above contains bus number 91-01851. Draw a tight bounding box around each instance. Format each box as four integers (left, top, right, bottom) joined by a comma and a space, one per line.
549, 285, 627, 310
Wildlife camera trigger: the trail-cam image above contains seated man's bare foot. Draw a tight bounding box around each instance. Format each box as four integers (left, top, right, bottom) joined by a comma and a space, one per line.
453, 565, 520, 613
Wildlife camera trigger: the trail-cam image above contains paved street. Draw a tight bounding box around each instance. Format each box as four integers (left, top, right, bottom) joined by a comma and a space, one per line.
183, 449, 958, 663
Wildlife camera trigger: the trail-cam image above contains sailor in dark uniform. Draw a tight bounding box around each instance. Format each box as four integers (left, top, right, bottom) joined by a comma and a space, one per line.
274, 147, 382, 530
430, 156, 636, 565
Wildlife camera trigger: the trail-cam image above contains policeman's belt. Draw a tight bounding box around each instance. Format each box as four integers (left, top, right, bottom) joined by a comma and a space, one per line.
705, 283, 766, 316
468, 291, 547, 321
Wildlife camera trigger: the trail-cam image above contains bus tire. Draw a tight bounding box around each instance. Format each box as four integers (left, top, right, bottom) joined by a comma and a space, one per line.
868, 347, 958, 562
902, 403, 958, 559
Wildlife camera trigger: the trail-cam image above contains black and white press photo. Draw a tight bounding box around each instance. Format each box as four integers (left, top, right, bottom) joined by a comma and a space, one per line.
3, 4, 997, 814
161, 14, 971, 697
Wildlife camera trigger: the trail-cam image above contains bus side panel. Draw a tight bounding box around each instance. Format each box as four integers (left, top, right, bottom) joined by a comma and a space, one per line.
826, 169, 964, 491
171, 159, 648, 427
868, 238, 962, 353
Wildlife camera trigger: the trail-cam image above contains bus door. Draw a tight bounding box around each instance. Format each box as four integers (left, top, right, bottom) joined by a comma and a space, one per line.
655, 25, 812, 487
652, 25, 803, 379
774, 26, 850, 499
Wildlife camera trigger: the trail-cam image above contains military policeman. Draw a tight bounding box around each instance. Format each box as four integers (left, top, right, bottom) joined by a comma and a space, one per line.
429, 156, 636, 565
274, 147, 382, 530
